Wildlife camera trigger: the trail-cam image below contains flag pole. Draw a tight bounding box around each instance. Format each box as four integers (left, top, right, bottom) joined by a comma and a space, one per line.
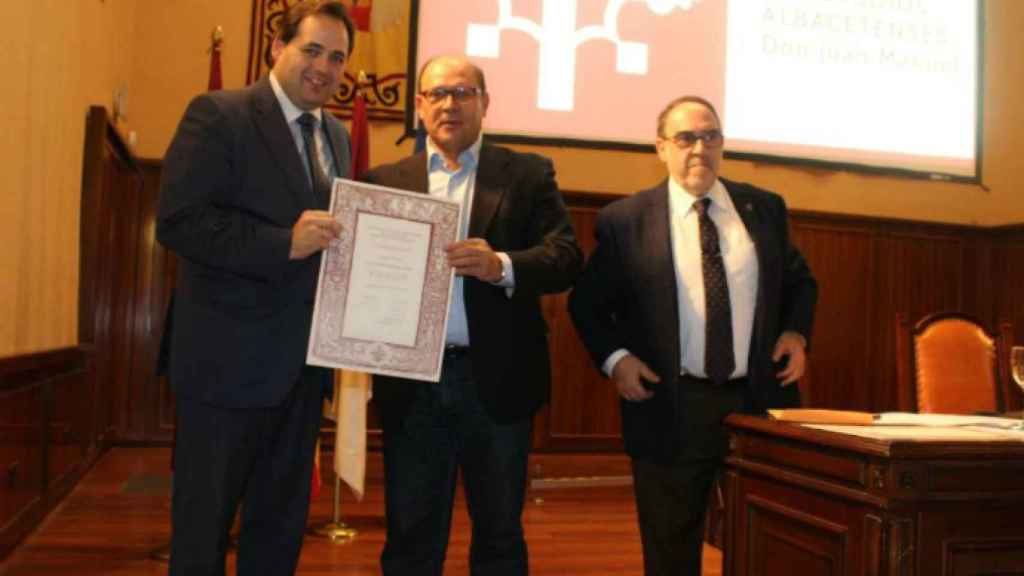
309, 72, 370, 543
311, 475, 357, 542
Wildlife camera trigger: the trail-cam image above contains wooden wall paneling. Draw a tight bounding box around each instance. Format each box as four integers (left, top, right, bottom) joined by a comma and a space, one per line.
0, 382, 44, 557
991, 226, 1024, 411
536, 201, 625, 451
79, 107, 144, 448
960, 232, 995, 330
77, 108, 105, 348
145, 161, 179, 442
79, 110, 113, 451
107, 164, 143, 440
870, 228, 969, 412
0, 348, 89, 561
992, 227, 1024, 344
542, 289, 624, 451
92, 163, 120, 445
46, 366, 93, 507
78, 107, 180, 444
790, 218, 875, 411
122, 162, 174, 443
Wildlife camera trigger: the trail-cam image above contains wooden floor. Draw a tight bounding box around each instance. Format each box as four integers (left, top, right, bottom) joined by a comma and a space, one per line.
1, 447, 722, 575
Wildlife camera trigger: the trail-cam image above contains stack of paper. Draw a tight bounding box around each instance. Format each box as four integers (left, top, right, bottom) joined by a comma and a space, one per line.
767, 409, 1024, 441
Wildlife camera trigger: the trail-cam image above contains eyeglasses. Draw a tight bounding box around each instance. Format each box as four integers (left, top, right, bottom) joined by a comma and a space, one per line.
666, 129, 724, 149
419, 85, 483, 104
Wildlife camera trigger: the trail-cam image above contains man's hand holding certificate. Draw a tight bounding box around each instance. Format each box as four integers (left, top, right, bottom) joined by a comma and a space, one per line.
307, 178, 460, 382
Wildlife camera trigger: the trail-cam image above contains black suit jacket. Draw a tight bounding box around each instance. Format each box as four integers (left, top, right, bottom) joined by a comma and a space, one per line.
364, 144, 582, 423
157, 77, 351, 408
569, 178, 817, 464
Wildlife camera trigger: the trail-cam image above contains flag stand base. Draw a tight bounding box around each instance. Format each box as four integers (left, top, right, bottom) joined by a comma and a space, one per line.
309, 477, 357, 543
310, 521, 357, 542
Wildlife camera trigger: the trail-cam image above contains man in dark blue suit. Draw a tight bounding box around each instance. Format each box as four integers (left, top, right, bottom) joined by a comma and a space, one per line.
569, 96, 817, 576
156, 2, 353, 574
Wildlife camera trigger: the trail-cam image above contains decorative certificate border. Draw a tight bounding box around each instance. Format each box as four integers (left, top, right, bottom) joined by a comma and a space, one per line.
307, 179, 459, 382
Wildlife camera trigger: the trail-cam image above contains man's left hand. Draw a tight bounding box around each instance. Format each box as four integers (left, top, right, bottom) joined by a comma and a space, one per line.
446, 238, 503, 282
772, 331, 807, 386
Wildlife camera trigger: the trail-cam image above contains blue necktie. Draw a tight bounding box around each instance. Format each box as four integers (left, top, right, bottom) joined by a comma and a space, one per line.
297, 113, 331, 205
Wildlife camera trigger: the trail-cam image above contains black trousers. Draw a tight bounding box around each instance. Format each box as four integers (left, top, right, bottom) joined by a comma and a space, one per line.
378, 352, 533, 576
168, 373, 324, 576
631, 375, 746, 576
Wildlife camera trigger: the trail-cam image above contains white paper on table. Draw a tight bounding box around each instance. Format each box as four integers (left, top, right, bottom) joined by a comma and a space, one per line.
873, 412, 1022, 429
307, 178, 460, 382
804, 424, 1024, 442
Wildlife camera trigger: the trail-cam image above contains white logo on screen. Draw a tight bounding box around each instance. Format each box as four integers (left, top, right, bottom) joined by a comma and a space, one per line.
466, 0, 700, 111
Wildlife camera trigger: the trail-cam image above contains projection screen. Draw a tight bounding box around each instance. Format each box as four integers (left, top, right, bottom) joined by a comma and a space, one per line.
407, 0, 982, 181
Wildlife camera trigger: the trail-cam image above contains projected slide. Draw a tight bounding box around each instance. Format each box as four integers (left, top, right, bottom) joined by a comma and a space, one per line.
412, 0, 979, 178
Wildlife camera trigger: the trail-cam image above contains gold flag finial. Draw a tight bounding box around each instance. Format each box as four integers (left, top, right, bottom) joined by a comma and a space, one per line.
211, 26, 225, 52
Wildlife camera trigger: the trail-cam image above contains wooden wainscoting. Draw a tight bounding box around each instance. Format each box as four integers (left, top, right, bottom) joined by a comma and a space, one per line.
0, 348, 91, 559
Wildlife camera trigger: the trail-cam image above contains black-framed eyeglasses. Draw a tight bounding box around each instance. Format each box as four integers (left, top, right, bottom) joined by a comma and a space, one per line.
419, 85, 483, 104
666, 129, 724, 149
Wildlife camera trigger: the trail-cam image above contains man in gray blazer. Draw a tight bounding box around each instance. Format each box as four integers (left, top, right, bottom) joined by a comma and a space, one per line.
569, 95, 817, 576
156, 2, 353, 574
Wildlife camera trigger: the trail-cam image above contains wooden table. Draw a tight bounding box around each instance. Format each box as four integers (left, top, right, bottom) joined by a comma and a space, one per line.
723, 414, 1024, 576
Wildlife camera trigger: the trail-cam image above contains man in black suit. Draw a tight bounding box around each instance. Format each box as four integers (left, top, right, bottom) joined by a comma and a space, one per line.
156, 2, 353, 574
364, 55, 582, 576
569, 96, 817, 576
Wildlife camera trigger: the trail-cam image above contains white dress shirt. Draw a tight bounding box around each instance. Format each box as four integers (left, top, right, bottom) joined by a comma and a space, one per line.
603, 178, 759, 379
425, 136, 514, 346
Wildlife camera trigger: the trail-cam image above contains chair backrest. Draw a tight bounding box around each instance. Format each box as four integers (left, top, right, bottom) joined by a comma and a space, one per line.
896, 312, 1014, 414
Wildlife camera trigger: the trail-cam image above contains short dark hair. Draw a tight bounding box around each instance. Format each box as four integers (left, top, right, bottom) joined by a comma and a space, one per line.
656, 95, 721, 138
276, 0, 355, 56
417, 56, 487, 94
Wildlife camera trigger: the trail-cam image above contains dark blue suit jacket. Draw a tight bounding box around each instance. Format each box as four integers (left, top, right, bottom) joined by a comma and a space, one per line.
157, 77, 350, 408
569, 178, 817, 464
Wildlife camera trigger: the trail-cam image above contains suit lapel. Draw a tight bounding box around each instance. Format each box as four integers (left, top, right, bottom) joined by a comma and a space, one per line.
323, 114, 350, 180
468, 145, 507, 238
251, 77, 315, 208
395, 152, 429, 194
727, 181, 768, 352
645, 183, 682, 376
730, 185, 764, 260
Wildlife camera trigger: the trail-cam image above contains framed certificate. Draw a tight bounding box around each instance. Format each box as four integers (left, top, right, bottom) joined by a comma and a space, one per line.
307, 178, 460, 382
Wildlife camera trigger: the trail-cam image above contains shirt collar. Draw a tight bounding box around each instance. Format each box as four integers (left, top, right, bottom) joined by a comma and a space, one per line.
426, 134, 483, 173
269, 71, 323, 126
667, 177, 734, 218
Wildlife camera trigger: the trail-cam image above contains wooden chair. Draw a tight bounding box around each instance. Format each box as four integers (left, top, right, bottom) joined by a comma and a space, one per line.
895, 311, 1016, 414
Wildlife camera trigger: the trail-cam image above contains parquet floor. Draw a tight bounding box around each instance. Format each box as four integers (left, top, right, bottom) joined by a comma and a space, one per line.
0, 448, 722, 575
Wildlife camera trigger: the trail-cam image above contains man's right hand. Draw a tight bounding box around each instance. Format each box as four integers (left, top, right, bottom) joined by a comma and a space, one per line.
289, 210, 342, 260
611, 354, 660, 402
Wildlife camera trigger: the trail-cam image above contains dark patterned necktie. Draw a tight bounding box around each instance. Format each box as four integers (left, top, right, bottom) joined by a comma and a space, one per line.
297, 113, 331, 205
694, 197, 735, 384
